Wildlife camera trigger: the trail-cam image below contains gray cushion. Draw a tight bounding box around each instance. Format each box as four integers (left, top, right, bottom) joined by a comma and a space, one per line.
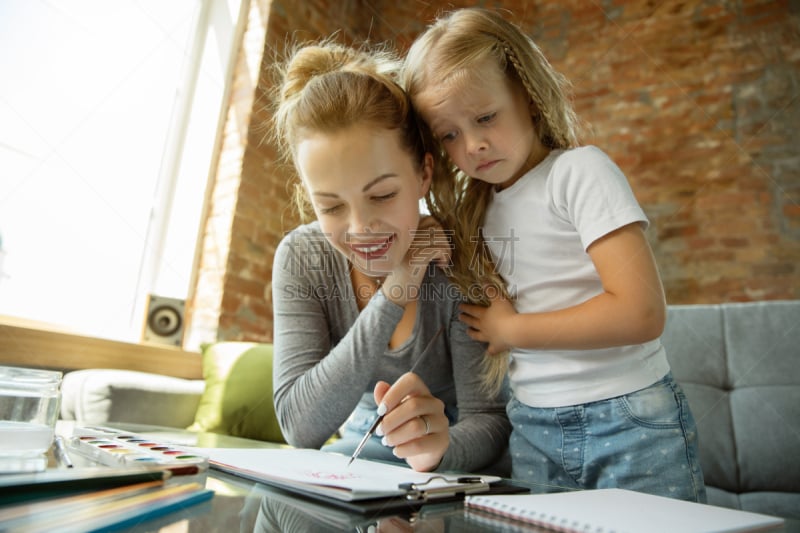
61, 369, 205, 428
663, 301, 800, 522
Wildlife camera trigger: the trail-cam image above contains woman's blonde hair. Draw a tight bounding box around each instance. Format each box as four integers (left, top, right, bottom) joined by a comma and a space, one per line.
271, 39, 449, 222
402, 8, 581, 394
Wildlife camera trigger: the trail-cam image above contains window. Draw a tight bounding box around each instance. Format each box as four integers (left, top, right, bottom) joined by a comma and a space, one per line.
0, 0, 243, 343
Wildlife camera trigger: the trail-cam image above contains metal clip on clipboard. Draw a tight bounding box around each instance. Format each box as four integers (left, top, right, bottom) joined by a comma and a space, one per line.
398, 476, 490, 501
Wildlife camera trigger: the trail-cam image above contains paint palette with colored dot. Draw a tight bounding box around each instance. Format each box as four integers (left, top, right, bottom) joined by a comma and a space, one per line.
68, 426, 209, 475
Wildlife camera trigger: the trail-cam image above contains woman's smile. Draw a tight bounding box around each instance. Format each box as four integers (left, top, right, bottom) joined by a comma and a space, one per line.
349, 235, 395, 260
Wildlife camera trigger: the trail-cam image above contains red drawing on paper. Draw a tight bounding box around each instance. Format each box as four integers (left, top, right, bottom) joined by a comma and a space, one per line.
306, 470, 359, 481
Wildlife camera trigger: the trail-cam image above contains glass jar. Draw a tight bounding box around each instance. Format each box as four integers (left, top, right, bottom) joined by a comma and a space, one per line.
0, 365, 63, 472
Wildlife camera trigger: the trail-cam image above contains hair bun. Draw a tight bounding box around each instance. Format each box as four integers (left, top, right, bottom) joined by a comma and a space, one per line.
281, 44, 359, 101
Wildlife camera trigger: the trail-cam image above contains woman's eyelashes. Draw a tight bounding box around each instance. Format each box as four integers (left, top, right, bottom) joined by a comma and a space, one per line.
317, 192, 397, 216
372, 192, 397, 202
319, 203, 343, 215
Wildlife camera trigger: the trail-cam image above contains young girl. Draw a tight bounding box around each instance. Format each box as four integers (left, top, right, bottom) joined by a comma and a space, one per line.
270, 39, 510, 473
402, 8, 706, 500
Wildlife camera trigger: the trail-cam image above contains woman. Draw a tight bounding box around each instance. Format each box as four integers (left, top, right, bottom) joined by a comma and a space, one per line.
270, 39, 510, 472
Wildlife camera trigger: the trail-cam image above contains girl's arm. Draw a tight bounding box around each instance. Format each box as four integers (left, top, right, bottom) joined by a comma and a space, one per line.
460, 222, 666, 353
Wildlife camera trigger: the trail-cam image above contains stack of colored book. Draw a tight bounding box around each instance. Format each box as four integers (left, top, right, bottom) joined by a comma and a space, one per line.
0, 466, 213, 532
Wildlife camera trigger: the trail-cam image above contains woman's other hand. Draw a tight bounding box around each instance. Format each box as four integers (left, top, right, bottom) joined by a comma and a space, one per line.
381, 216, 451, 306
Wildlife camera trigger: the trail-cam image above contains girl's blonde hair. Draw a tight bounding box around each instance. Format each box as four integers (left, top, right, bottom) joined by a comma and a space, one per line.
271, 39, 449, 222
402, 8, 580, 394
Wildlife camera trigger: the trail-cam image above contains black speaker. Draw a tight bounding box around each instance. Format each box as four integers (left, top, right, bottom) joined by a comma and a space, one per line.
142, 295, 185, 347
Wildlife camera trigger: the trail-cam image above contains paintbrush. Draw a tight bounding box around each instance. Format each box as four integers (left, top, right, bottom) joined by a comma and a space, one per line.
347, 325, 445, 467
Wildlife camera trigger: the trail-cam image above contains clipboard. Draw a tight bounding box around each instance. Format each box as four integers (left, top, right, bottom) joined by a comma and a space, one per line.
196, 447, 529, 514
254, 479, 529, 527
341, 478, 530, 514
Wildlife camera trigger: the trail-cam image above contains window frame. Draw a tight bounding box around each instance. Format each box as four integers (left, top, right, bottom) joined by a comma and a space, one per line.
0, 0, 248, 349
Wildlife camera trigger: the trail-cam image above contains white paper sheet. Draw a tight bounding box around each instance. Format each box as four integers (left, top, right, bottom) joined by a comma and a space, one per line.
195, 448, 499, 501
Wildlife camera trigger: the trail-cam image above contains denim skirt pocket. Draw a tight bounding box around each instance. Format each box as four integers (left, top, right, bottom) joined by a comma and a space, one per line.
615, 376, 683, 429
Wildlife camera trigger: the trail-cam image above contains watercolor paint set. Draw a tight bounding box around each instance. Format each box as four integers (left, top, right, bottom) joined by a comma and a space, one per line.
68, 426, 209, 475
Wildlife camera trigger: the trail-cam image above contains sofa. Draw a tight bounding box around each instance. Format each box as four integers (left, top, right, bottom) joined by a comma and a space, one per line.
660, 300, 799, 525
60, 301, 800, 525
61, 342, 285, 444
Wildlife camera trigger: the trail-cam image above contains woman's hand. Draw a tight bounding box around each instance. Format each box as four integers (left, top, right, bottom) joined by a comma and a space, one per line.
381, 216, 451, 306
373, 372, 449, 472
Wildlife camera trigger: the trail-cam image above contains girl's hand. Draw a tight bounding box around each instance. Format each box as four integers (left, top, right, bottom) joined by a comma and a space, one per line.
381, 216, 451, 306
459, 289, 516, 355
373, 372, 449, 472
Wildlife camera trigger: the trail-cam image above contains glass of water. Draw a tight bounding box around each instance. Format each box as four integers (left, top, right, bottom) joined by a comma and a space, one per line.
0, 365, 62, 473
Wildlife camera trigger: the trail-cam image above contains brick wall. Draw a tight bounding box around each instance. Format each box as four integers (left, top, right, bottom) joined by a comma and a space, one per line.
187, 0, 800, 345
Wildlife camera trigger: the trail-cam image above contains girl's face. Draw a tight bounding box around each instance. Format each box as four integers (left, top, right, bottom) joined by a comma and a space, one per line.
415, 59, 542, 190
296, 124, 432, 277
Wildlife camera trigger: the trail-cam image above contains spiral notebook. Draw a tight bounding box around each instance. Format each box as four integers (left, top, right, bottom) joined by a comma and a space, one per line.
465, 489, 785, 533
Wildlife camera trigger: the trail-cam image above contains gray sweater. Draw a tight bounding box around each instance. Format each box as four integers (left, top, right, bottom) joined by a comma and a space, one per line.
271, 222, 510, 472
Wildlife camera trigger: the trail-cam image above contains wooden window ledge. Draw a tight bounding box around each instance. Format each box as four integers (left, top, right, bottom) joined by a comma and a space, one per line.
0, 316, 202, 380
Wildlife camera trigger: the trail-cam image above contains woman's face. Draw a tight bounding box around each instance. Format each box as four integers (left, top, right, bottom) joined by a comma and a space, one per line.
295, 124, 432, 277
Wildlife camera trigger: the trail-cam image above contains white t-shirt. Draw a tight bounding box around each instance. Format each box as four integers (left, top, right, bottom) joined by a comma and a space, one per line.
482, 146, 670, 407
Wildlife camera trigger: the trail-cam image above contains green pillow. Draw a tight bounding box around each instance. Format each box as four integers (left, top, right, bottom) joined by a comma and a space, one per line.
188, 342, 286, 443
